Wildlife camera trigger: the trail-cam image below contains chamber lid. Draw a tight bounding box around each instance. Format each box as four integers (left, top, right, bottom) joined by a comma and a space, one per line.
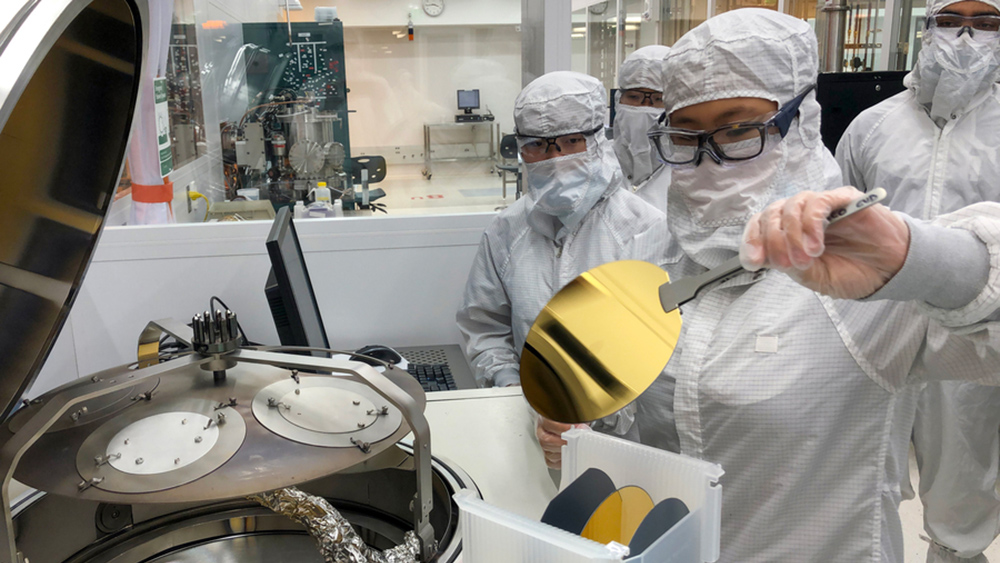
0, 0, 145, 420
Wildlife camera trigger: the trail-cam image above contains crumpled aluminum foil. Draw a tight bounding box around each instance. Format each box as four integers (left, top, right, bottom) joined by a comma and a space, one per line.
250, 487, 421, 563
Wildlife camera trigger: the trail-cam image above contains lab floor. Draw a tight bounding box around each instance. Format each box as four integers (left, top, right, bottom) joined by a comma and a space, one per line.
901, 446, 1000, 562
375, 161, 515, 217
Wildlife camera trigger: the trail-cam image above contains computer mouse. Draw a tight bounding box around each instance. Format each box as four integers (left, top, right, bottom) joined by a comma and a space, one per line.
351, 344, 402, 366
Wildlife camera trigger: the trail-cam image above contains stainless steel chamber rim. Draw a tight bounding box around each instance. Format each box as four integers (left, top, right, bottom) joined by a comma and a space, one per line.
10, 444, 478, 563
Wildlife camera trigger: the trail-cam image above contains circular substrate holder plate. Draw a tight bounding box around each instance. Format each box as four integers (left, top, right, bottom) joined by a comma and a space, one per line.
252, 377, 402, 448
76, 399, 245, 494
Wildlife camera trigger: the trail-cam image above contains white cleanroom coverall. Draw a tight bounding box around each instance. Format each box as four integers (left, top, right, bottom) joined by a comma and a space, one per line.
837, 0, 1000, 559
613, 44, 671, 208
456, 72, 666, 390
629, 9, 1000, 563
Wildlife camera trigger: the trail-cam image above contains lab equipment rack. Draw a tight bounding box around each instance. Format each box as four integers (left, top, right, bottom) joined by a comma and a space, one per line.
422, 121, 499, 180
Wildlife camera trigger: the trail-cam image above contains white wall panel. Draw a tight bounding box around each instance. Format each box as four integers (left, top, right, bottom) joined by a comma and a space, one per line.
59, 213, 493, 381
292, 0, 521, 27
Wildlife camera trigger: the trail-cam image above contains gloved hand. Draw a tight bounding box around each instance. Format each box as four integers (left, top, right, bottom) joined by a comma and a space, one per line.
536, 416, 589, 469
740, 186, 910, 300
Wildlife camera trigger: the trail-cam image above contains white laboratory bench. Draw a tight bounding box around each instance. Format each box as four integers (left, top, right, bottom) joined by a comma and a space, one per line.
419, 387, 558, 519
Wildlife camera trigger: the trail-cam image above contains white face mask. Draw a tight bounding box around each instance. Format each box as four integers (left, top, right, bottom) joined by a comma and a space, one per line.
613, 104, 663, 185
526, 152, 592, 215
670, 143, 787, 227
912, 27, 1000, 121
524, 142, 613, 238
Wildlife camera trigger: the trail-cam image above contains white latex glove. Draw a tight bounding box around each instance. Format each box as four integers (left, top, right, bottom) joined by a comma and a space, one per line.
535, 416, 589, 469
740, 186, 910, 300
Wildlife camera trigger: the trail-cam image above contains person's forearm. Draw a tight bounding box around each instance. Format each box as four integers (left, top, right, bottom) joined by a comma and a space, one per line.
865, 214, 990, 310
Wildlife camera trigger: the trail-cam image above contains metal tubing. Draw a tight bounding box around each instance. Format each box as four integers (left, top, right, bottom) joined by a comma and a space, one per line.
284, 0, 293, 46
880, 0, 901, 70
820, 0, 851, 72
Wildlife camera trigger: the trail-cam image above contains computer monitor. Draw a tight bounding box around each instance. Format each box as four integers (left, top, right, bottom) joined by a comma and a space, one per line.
457, 89, 480, 114
264, 206, 330, 358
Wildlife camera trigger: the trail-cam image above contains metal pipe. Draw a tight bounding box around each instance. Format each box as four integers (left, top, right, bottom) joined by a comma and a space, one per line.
866, 1, 874, 70
855, 3, 864, 69
284, 0, 293, 45
894, 0, 914, 70
820, 0, 851, 72
882, 0, 904, 70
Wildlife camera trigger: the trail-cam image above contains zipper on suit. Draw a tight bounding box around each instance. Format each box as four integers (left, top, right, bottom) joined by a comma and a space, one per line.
555, 232, 574, 287
923, 125, 946, 220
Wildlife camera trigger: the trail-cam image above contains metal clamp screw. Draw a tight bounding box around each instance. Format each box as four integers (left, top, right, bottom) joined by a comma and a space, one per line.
216, 397, 238, 410
350, 438, 371, 454
94, 453, 121, 467
267, 397, 290, 410
78, 477, 104, 492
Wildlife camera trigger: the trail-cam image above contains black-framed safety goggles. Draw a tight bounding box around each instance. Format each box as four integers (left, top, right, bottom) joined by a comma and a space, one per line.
927, 13, 1000, 37
620, 88, 665, 107
647, 84, 815, 168
515, 125, 603, 160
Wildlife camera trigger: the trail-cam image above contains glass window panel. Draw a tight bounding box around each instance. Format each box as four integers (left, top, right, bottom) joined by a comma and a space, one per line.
150, 0, 527, 222
586, 0, 619, 93
812, 0, 889, 72
715, 0, 778, 14
660, 0, 708, 45
166, 0, 206, 169
901, 0, 927, 70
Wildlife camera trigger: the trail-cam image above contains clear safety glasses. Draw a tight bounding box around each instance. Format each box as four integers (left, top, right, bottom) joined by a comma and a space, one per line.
516, 125, 602, 163
647, 84, 815, 168
927, 13, 1000, 38
620, 88, 665, 107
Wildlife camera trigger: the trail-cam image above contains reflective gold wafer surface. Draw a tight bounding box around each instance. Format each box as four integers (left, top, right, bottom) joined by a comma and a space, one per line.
581, 485, 655, 546
520, 260, 682, 423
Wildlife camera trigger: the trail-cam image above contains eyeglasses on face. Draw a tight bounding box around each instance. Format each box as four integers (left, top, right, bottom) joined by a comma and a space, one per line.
646, 84, 815, 168
927, 13, 1000, 37
620, 88, 665, 107
515, 126, 602, 162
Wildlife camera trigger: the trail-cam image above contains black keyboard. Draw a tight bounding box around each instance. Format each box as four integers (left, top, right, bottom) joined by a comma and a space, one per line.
407, 363, 458, 392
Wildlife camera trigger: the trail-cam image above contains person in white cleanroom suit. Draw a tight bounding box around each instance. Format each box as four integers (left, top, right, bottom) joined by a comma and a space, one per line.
456, 72, 666, 455
539, 9, 1000, 562
837, 0, 1000, 560
613, 45, 671, 209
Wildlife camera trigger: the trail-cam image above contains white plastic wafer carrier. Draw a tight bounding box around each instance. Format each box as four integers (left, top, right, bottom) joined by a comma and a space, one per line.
455, 429, 724, 562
